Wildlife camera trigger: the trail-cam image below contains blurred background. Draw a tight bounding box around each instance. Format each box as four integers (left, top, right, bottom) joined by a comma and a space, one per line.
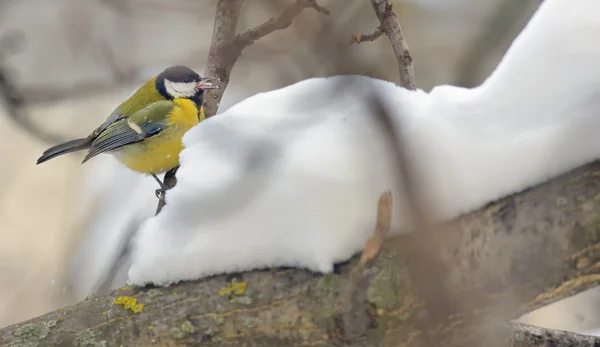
0, 0, 568, 331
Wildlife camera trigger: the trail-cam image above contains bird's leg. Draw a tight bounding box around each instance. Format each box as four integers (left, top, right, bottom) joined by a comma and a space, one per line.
151, 173, 169, 201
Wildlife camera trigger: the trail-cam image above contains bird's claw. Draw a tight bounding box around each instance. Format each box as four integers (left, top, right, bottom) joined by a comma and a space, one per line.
155, 187, 167, 201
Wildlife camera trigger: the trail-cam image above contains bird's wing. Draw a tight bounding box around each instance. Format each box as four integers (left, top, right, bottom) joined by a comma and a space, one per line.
82, 100, 174, 163
91, 107, 126, 138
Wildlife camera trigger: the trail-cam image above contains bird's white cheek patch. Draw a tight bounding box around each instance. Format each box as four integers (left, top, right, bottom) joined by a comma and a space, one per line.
164, 80, 197, 99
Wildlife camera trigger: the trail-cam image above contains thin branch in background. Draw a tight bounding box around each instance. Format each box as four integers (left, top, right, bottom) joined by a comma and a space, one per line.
0, 63, 68, 145
0, 31, 23, 56
0, 29, 70, 145
202, 0, 329, 117
234, 0, 329, 49
369, 0, 416, 90
348, 27, 383, 45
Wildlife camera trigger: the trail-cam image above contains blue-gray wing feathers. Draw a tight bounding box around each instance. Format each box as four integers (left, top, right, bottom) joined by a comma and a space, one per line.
81, 103, 171, 163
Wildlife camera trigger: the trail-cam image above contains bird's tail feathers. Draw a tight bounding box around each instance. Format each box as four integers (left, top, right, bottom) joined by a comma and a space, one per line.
36, 138, 91, 164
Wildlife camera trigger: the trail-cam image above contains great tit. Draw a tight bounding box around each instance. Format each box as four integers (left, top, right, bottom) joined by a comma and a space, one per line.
36, 65, 216, 197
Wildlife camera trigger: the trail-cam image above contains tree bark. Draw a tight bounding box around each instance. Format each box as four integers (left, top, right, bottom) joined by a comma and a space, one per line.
3, 160, 600, 346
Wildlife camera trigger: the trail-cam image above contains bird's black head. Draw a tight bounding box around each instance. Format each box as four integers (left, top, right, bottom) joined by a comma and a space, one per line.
156, 65, 216, 106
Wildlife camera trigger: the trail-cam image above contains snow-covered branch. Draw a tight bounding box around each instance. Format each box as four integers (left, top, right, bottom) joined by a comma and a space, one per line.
3, 160, 600, 346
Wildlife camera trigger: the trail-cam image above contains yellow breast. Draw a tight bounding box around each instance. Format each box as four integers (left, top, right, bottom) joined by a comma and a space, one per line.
116, 99, 202, 175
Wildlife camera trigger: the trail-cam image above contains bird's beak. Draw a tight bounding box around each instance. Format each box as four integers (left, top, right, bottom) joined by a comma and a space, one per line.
196, 76, 218, 90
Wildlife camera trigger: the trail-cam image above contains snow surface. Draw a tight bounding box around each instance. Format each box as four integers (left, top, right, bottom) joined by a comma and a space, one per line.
125, 0, 600, 286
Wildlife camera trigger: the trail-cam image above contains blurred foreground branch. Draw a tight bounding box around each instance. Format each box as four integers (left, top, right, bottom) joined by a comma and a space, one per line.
3, 160, 600, 346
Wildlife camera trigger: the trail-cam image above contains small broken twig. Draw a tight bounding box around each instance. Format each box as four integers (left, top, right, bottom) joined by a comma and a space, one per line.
349, 27, 384, 45
334, 190, 392, 341
359, 191, 392, 265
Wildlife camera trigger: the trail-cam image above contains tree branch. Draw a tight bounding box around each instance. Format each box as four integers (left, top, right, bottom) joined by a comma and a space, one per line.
201, 0, 243, 118
3, 160, 600, 346
510, 322, 600, 346
201, 0, 329, 117
369, 0, 416, 89
235, 0, 329, 49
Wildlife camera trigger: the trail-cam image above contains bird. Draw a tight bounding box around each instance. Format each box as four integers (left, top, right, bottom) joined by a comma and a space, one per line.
66, 0, 600, 291
36, 65, 216, 198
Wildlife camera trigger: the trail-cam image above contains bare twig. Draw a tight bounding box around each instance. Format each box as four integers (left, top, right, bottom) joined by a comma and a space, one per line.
369, 0, 416, 89
348, 27, 384, 45
202, 0, 329, 117
235, 0, 329, 49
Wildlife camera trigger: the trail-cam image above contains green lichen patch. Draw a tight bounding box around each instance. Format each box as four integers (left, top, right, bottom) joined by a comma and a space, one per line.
8, 320, 57, 347
229, 295, 253, 305
73, 330, 107, 347
367, 252, 409, 309
203, 327, 216, 337
170, 320, 196, 340
240, 316, 260, 329
146, 289, 162, 298
315, 273, 340, 299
